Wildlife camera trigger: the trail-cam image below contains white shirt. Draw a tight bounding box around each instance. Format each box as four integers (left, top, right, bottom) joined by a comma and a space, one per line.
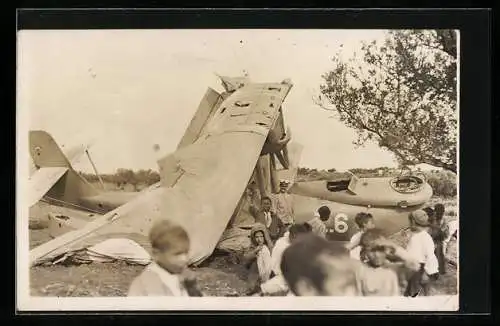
307, 217, 327, 238
348, 231, 364, 260
260, 274, 289, 295
148, 262, 189, 297
256, 246, 272, 282
263, 212, 272, 228
406, 230, 439, 275
271, 235, 291, 276
444, 219, 459, 242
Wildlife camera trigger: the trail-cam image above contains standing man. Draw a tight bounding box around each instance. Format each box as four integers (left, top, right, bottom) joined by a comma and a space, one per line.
272, 180, 295, 227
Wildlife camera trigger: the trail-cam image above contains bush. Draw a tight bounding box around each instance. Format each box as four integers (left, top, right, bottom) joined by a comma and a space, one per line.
79, 169, 161, 189
424, 170, 457, 198
446, 210, 457, 217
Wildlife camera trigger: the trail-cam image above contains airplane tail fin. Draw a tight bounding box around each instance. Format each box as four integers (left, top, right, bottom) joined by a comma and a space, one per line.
30, 130, 74, 169
29, 130, 100, 207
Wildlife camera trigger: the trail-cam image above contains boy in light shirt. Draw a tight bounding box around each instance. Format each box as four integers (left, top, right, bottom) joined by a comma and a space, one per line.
345, 212, 375, 260
128, 220, 202, 297
404, 209, 440, 297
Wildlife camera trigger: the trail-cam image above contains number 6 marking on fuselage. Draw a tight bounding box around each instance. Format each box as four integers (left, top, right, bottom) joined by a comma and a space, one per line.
334, 213, 348, 233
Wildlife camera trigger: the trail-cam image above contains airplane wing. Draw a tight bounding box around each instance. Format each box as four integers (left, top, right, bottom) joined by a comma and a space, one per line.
30, 80, 293, 267
28, 167, 68, 208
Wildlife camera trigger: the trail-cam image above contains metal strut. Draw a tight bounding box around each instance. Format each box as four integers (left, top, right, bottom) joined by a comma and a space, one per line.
40, 196, 106, 215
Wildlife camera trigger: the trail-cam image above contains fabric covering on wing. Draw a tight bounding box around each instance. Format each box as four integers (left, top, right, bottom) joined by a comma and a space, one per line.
48, 238, 151, 266
29, 167, 68, 207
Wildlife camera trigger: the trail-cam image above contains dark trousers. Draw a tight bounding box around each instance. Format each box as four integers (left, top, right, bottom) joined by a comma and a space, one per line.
435, 242, 447, 274
404, 264, 430, 297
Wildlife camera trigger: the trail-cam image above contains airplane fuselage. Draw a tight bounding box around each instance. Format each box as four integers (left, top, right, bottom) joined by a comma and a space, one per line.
291, 194, 423, 241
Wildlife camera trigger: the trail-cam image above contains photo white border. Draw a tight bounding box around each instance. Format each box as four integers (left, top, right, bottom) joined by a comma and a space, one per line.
19, 296, 458, 312
16, 28, 460, 312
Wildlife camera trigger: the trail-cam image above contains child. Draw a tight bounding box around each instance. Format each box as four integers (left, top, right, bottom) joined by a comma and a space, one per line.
345, 212, 375, 260
128, 219, 202, 296
307, 206, 330, 239
404, 209, 440, 297
254, 196, 286, 241
280, 234, 362, 296
258, 223, 312, 296
243, 223, 274, 295
357, 228, 420, 296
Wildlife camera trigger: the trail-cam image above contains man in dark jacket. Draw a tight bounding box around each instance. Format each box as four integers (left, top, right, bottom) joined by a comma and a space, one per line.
254, 196, 286, 242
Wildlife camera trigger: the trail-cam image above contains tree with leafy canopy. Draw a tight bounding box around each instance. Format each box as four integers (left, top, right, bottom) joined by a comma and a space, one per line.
135, 169, 160, 186
116, 168, 137, 190
315, 30, 457, 173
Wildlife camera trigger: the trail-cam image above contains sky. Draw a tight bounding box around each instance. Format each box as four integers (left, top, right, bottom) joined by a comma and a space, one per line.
18, 29, 433, 174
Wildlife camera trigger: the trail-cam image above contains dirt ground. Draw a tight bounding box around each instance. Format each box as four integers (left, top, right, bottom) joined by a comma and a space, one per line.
29, 225, 457, 297
29, 227, 252, 297
28, 197, 458, 297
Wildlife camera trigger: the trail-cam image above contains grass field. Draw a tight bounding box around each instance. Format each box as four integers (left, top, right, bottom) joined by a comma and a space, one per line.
28, 197, 458, 297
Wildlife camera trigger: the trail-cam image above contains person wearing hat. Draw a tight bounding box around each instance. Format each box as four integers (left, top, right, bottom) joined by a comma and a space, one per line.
403, 209, 440, 297
272, 179, 295, 226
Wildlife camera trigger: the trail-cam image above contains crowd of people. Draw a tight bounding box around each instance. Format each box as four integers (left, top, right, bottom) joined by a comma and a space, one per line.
127, 180, 457, 298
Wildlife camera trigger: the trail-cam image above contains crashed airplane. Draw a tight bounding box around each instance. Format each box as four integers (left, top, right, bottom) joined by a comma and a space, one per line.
29, 75, 298, 266
28, 74, 433, 268
289, 171, 433, 241
29, 130, 143, 213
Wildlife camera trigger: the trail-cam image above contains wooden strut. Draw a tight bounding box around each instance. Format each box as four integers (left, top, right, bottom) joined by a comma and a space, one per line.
269, 153, 279, 194
275, 150, 289, 170
255, 156, 268, 199
85, 149, 106, 191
